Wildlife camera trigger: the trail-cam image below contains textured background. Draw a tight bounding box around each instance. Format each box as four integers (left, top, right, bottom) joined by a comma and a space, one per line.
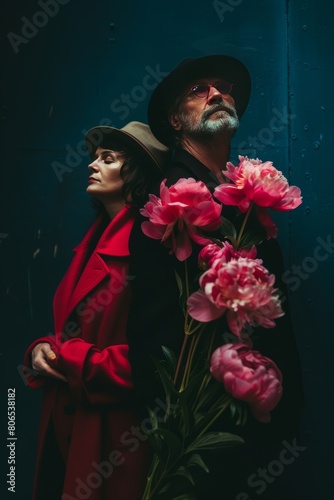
1, 0, 333, 498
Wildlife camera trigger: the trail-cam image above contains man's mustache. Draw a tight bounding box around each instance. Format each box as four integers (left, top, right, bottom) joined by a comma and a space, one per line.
203, 103, 237, 120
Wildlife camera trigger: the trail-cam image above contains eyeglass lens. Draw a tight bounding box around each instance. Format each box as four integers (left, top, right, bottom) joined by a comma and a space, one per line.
192, 81, 233, 97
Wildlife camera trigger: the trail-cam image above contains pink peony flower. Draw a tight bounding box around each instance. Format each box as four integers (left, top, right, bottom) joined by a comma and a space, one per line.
210, 343, 283, 423
214, 156, 302, 238
187, 256, 284, 338
198, 241, 257, 270
140, 178, 222, 261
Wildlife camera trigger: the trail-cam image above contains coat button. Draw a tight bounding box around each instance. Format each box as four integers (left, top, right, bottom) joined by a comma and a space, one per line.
64, 404, 75, 414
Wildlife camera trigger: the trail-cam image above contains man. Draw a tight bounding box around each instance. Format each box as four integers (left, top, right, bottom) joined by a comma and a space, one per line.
147, 54, 250, 188
147, 55, 304, 499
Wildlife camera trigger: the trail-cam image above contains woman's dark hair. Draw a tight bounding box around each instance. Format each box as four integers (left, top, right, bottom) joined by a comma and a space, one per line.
120, 152, 161, 206
91, 137, 162, 208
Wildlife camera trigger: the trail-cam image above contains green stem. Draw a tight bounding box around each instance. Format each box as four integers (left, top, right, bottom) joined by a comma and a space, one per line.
185, 325, 206, 384
146, 449, 184, 499
174, 257, 196, 381
144, 395, 231, 498
236, 201, 254, 248
173, 261, 193, 386
179, 334, 197, 392
191, 373, 211, 412
173, 333, 189, 386
206, 328, 216, 362
143, 397, 232, 498
180, 337, 195, 392
190, 328, 217, 411
197, 395, 232, 439
180, 324, 206, 392
184, 258, 190, 299
142, 454, 160, 499
187, 321, 203, 335
207, 393, 229, 413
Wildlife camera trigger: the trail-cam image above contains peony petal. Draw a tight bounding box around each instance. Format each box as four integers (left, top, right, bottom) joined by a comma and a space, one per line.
250, 409, 271, 423
255, 207, 278, 239
174, 230, 193, 262
272, 186, 303, 211
188, 227, 213, 247
187, 290, 225, 322
209, 343, 283, 423
141, 221, 166, 240
217, 158, 302, 219
214, 185, 245, 206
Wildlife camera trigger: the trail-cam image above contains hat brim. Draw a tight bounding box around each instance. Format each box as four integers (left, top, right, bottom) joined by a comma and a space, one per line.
85, 126, 163, 171
147, 55, 251, 146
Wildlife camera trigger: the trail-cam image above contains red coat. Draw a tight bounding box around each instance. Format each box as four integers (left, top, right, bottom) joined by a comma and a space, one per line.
24, 206, 151, 500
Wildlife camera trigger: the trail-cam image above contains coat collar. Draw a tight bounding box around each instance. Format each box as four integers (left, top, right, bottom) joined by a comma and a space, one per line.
173, 149, 221, 190
53, 206, 137, 331
74, 205, 138, 257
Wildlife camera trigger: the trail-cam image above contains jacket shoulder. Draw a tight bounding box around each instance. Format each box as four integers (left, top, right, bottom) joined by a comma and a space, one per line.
163, 162, 194, 186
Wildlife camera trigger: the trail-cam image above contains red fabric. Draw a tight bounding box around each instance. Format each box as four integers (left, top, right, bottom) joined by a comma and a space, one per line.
24, 206, 150, 499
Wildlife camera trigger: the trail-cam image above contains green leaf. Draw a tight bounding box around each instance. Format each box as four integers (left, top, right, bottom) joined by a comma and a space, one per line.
229, 400, 237, 420
236, 403, 249, 426
238, 229, 264, 248
168, 465, 195, 486
157, 481, 172, 495
179, 365, 209, 406
150, 356, 179, 423
147, 431, 164, 454
153, 427, 183, 463
152, 356, 178, 399
191, 376, 223, 413
178, 393, 193, 438
161, 345, 178, 373
178, 396, 199, 423
192, 394, 234, 438
186, 431, 244, 453
186, 453, 209, 473
174, 269, 184, 298
158, 482, 198, 499
228, 400, 249, 426
219, 216, 237, 240
146, 405, 159, 432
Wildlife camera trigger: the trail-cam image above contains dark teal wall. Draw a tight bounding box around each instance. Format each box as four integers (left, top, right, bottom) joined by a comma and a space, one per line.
1, 1, 333, 498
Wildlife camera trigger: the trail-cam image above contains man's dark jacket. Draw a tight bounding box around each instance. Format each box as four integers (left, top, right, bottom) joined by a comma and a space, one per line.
128, 148, 304, 499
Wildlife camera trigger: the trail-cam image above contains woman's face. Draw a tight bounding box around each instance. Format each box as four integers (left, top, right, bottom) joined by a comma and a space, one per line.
86, 146, 126, 204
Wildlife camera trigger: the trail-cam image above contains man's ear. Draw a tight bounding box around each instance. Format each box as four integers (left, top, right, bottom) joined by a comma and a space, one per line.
168, 112, 182, 131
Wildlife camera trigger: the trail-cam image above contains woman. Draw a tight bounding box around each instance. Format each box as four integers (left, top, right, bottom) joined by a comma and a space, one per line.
23, 122, 184, 500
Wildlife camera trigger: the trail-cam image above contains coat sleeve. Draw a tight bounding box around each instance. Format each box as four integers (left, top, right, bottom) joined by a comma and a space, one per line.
53, 338, 133, 405
23, 335, 133, 404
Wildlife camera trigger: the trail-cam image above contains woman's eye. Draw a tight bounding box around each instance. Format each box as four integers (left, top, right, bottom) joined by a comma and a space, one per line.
104, 156, 114, 164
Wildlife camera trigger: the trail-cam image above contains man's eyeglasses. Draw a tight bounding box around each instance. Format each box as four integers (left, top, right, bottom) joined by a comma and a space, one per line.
183, 80, 233, 100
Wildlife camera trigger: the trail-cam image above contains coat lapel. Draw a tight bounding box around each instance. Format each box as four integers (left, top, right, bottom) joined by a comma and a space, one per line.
65, 252, 110, 320
54, 207, 137, 332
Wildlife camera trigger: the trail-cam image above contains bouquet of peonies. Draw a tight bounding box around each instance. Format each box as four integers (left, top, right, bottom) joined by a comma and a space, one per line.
140, 156, 302, 499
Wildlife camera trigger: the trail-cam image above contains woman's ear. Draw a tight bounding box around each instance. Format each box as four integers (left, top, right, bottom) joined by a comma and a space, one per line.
168, 112, 182, 131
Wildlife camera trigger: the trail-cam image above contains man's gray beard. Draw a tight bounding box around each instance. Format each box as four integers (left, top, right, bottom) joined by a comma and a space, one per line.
179, 108, 239, 141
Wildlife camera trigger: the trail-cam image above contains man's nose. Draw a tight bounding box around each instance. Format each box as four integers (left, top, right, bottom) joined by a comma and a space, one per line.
207, 85, 224, 104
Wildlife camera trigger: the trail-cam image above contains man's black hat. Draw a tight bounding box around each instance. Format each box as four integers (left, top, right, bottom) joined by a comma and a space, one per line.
147, 54, 251, 147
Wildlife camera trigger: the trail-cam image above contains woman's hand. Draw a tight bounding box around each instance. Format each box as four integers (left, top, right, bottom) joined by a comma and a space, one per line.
31, 343, 67, 382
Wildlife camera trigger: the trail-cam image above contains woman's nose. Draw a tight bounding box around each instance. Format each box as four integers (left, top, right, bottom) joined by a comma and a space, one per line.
88, 159, 99, 171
